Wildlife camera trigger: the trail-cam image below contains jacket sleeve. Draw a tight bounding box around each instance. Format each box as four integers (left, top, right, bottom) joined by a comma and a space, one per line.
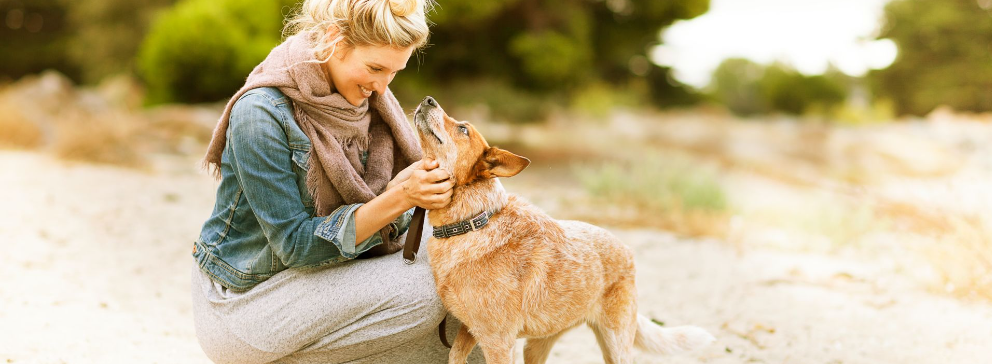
314, 205, 415, 259
228, 91, 399, 267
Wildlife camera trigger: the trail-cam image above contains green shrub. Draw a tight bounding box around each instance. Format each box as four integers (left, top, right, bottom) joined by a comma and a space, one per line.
574, 155, 727, 214
569, 82, 646, 119
872, 0, 992, 115
708, 59, 849, 117
137, 0, 295, 104
758, 64, 847, 116
62, 0, 176, 84
509, 30, 593, 88
709, 58, 766, 116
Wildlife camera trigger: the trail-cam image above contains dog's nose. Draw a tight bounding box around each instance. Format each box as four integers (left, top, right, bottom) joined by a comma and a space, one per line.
423, 96, 437, 107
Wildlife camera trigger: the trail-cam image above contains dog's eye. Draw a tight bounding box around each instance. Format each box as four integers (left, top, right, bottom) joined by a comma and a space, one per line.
457, 125, 469, 136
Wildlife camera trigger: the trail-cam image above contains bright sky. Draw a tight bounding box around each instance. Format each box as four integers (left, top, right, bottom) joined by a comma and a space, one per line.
651, 0, 898, 89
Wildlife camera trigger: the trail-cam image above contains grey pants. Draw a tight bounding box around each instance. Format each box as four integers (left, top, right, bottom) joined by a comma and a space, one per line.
191, 236, 485, 364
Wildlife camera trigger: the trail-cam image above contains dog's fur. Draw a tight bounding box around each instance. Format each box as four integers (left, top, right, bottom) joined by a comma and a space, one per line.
414, 97, 714, 364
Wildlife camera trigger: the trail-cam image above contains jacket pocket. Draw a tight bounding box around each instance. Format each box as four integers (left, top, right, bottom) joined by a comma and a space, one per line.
291, 148, 315, 209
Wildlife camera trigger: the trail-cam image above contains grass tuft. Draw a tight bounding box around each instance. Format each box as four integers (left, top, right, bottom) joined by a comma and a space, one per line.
0, 98, 44, 149
573, 155, 729, 237
52, 111, 145, 168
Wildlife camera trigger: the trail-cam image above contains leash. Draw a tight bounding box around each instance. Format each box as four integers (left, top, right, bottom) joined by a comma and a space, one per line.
402, 207, 453, 348
402, 207, 426, 265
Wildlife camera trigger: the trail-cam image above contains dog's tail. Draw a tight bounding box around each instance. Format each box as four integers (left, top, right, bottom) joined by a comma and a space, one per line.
634, 314, 715, 355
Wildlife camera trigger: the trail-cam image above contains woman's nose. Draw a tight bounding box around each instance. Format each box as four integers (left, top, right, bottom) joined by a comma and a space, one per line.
372, 81, 386, 95
373, 74, 392, 94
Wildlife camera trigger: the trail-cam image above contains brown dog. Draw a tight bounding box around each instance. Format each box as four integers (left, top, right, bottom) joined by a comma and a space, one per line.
413, 96, 714, 364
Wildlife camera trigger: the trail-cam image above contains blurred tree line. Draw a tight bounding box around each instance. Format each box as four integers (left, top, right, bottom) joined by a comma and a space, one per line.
396, 0, 709, 119
0, 0, 708, 120
709, 59, 848, 117
1, 0, 988, 118
0, 0, 176, 83
710, 0, 992, 118
870, 0, 992, 116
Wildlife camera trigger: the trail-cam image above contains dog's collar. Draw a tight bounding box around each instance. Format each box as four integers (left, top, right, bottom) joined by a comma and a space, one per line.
433, 209, 498, 239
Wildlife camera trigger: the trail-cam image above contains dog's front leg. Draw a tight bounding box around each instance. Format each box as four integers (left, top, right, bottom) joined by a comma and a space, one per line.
448, 324, 477, 364
476, 334, 516, 364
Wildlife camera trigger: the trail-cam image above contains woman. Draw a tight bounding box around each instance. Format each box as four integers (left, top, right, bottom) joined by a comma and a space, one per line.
190, 0, 483, 362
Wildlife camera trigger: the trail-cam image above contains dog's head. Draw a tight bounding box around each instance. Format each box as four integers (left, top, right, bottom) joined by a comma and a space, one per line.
414, 96, 530, 186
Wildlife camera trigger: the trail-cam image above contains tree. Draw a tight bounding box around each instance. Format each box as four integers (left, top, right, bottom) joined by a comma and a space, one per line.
708, 59, 848, 116
137, 0, 297, 104
137, 0, 709, 108
758, 64, 846, 116
60, 0, 177, 84
0, 0, 78, 81
709, 58, 766, 116
396, 0, 709, 107
871, 0, 992, 115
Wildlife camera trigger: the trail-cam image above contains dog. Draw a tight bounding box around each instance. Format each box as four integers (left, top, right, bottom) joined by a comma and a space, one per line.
413, 96, 715, 364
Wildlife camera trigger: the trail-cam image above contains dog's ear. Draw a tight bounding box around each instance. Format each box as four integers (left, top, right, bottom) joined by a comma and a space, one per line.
475, 147, 531, 179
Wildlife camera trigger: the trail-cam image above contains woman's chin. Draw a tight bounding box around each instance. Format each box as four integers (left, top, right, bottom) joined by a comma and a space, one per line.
344, 95, 367, 107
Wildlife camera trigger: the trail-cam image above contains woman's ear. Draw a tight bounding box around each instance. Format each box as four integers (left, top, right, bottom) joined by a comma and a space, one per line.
480, 147, 530, 178
322, 25, 352, 60
324, 24, 341, 40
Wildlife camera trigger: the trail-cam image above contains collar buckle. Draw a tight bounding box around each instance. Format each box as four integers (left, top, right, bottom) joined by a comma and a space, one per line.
470, 211, 486, 231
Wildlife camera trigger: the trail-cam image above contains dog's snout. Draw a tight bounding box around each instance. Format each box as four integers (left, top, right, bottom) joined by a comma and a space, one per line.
423, 96, 437, 107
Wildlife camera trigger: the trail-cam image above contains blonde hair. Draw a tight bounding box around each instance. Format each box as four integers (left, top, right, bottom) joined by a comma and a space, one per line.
284, 0, 433, 61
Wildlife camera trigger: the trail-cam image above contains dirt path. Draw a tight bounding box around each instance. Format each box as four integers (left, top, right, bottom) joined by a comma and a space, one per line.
2, 151, 991, 364
546, 230, 992, 363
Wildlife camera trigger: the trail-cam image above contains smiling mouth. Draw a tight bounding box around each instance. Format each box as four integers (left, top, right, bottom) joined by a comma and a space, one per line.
359, 85, 373, 97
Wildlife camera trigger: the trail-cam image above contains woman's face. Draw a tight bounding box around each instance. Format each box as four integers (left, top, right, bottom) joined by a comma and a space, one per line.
325, 43, 415, 106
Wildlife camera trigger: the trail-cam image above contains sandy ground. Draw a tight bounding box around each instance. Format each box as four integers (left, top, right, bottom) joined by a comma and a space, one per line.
3, 150, 992, 364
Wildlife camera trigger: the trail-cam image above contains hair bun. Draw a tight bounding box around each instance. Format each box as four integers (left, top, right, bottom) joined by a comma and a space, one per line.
388, 0, 417, 17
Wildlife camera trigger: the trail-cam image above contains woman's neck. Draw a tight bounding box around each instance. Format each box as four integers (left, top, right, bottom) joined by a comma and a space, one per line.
428, 178, 508, 227
319, 60, 337, 93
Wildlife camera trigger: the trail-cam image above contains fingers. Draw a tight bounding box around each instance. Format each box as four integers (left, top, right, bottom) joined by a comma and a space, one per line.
424, 168, 451, 183
422, 179, 455, 194
403, 161, 454, 209
407, 190, 452, 210
402, 161, 423, 174
411, 165, 450, 184
407, 175, 453, 196
423, 189, 453, 209
402, 159, 455, 209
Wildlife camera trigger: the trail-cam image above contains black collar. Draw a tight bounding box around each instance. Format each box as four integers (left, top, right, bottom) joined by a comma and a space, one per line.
433, 209, 497, 238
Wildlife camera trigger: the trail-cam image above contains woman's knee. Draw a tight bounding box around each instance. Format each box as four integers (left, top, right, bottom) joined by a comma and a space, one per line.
390, 261, 446, 330
192, 301, 283, 364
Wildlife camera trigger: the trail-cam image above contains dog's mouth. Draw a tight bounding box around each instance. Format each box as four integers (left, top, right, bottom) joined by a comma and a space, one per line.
414, 98, 445, 145
414, 112, 444, 145
425, 124, 444, 145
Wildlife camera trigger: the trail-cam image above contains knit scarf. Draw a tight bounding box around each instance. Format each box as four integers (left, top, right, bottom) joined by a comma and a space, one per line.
204, 32, 422, 220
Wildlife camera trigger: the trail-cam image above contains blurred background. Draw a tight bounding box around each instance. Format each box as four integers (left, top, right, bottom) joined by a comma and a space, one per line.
2, 0, 991, 363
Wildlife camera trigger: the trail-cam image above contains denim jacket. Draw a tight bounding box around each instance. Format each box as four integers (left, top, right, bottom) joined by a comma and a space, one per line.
193, 87, 414, 291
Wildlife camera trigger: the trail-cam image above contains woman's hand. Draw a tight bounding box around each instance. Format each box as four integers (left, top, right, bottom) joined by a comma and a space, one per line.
386, 160, 423, 191
400, 159, 454, 210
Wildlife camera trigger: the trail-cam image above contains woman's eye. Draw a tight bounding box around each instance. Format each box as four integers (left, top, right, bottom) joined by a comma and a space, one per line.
369, 67, 383, 73
458, 126, 468, 135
